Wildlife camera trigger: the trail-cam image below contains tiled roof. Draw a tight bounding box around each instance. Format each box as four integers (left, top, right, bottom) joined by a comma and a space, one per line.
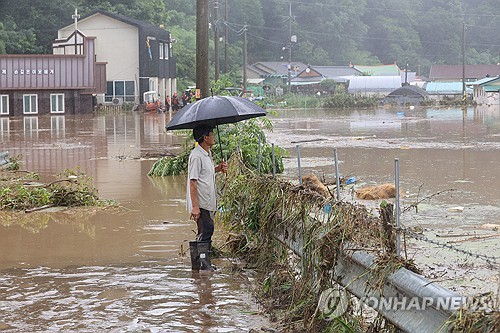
250, 62, 307, 76
429, 65, 500, 80
60, 10, 169, 34
313, 66, 362, 77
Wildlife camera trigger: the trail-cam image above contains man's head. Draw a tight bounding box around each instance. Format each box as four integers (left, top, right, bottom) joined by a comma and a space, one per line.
193, 124, 214, 144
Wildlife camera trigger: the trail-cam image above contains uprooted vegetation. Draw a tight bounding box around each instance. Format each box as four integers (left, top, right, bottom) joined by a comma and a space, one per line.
1, 157, 114, 212
216, 154, 499, 332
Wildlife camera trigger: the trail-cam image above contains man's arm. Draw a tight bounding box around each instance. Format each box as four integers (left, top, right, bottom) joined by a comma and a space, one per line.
190, 179, 200, 220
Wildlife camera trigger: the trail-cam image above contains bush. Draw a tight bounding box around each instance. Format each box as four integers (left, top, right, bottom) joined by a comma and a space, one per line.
148, 118, 287, 176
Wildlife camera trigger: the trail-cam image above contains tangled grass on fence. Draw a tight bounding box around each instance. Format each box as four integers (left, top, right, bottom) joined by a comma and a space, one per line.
217, 154, 499, 332
217, 154, 409, 331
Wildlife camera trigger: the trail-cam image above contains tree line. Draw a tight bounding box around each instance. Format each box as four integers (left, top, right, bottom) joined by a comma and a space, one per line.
1, 0, 498, 86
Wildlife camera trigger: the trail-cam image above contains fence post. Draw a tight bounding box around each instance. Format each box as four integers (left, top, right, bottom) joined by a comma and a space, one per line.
395, 158, 401, 256
297, 145, 302, 186
334, 148, 341, 200
272, 143, 276, 178
257, 136, 262, 173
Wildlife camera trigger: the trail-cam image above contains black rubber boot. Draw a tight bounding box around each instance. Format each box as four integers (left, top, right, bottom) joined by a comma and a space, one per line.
197, 241, 214, 271
189, 241, 200, 270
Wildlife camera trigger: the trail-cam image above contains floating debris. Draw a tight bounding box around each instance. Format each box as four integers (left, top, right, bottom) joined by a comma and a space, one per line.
356, 183, 396, 200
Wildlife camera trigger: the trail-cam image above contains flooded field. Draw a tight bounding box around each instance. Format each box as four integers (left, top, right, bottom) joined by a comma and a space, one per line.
0, 105, 499, 331
267, 106, 500, 296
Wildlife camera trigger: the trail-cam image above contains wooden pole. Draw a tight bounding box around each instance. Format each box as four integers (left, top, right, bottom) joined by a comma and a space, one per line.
214, 0, 219, 81
224, 0, 228, 73
196, 0, 210, 99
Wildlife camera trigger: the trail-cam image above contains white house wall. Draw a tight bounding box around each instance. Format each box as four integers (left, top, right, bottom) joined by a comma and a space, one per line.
58, 14, 139, 84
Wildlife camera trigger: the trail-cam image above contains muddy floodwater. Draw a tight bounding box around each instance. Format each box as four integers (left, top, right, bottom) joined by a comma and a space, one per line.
0, 113, 268, 332
266, 106, 500, 296
1, 106, 499, 331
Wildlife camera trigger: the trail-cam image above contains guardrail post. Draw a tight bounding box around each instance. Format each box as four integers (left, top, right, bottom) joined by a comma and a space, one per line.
272, 143, 276, 178
334, 148, 341, 200
257, 136, 262, 173
297, 145, 302, 186
395, 158, 401, 256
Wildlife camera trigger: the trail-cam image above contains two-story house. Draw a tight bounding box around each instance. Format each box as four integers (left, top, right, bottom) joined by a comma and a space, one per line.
57, 10, 177, 107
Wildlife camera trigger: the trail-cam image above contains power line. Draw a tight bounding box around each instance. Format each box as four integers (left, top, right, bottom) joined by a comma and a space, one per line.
224, 20, 500, 48
274, 0, 500, 19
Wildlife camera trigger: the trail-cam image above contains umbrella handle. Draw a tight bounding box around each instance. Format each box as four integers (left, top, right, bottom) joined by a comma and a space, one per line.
216, 124, 227, 176
216, 124, 223, 161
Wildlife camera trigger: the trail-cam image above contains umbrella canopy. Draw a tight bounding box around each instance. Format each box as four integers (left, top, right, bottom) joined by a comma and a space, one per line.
165, 96, 267, 130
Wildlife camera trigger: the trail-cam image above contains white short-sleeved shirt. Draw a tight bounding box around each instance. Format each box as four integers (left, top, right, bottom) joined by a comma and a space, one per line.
186, 145, 216, 212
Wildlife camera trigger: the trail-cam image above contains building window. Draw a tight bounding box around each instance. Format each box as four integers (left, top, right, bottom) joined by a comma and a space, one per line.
164, 43, 169, 60
105, 81, 136, 102
50, 94, 65, 113
23, 94, 38, 114
0, 95, 8, 115
159, 42, 164, 59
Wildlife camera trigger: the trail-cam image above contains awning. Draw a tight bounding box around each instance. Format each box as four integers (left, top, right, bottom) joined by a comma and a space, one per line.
247, 78, 265, 84
291, 81, 321, 86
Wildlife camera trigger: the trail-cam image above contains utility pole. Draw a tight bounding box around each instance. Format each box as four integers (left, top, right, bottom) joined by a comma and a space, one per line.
196, 0, 210, 99
404, 63, 408, 85
461, 22, 466, 107
287, 3, 292, 93
224, 0, 228, 73
243, 25, 248, 93
214, 0, 219, 81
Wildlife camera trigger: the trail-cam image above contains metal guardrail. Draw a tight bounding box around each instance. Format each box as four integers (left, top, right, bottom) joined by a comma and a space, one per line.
274, 227, 460, 333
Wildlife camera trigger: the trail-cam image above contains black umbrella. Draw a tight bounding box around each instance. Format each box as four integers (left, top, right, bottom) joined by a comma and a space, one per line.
165, 95, 267, 157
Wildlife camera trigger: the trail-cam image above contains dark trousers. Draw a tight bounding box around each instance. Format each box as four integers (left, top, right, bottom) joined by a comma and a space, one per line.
196, 208, 214, 242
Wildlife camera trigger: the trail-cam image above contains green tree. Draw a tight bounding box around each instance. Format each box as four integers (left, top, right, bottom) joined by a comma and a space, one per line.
0, 22, 6, 54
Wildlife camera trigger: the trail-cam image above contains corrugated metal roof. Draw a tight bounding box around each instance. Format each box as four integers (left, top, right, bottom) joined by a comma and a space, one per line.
251, 62, 307, 76
429, 65, 500, 80
425, 82, 473, 94
470, 76, 500, 85
352, 64, 400, 76
313, 66, 362, 77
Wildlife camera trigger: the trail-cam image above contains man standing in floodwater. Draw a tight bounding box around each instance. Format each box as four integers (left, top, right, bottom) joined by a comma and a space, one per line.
186, 124, 227, 270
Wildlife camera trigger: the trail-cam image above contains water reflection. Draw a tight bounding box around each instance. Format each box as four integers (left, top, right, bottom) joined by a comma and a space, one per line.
23, 116, 38, 139
0, 117, 9, 139
50, 115, 65, 138
0, 112, 269, 331
1, 108, 499, 330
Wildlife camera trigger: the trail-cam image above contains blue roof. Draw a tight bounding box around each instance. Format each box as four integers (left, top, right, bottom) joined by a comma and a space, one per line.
469, 77, 499, 85
425, 82, 472, 94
